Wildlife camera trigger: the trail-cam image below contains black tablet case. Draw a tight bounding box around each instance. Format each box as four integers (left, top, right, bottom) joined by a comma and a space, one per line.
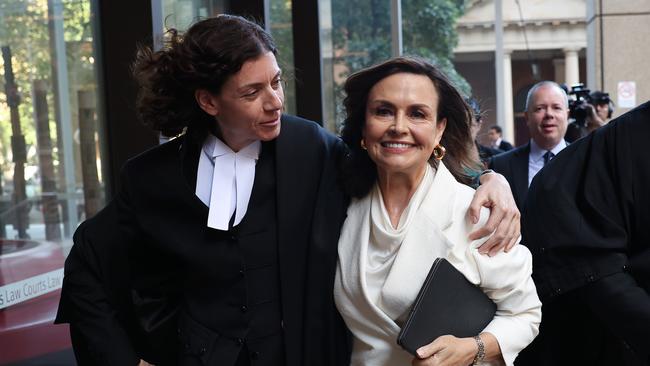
397, 257, 496, 355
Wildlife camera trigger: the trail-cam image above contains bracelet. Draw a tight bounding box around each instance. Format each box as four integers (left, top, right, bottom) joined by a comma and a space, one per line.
471, 169, 494, 189
472, 335, 486, 365
478, 169, 495, 183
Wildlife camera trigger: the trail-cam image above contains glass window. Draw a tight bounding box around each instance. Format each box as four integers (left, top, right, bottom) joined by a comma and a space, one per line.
0, 0, 104, 363
269, 0, 296, 116
156, 0, 227, 33
321, 0, 392, 131
454, 1, 590, 147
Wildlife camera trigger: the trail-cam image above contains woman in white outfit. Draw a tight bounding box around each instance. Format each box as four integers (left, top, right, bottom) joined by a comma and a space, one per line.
334, 57, 541, 366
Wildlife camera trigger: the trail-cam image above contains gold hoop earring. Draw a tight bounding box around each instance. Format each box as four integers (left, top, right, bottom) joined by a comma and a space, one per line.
433, 144, 446, 160
360, 139, 367, 150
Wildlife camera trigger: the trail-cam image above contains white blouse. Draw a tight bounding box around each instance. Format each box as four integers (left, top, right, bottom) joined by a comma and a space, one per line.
334, 162, 541, 366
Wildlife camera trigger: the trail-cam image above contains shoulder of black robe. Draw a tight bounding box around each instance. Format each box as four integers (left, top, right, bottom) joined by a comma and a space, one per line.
523, 100, 650, 300
274, 114, 352, 366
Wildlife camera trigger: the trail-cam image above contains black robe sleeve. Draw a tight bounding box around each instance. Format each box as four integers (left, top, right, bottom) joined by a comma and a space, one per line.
56, 165, 142, 366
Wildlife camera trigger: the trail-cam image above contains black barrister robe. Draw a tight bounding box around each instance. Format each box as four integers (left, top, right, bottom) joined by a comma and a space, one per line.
519, 101, 650, 365
56, 115, 351, 366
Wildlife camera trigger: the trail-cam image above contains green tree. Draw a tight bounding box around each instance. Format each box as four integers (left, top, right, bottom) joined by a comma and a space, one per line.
0, 0, 97, 243
0, 0, 94, 189
0, 0, 51, 169
269, 0, 296, 115
402, 0, 470, 94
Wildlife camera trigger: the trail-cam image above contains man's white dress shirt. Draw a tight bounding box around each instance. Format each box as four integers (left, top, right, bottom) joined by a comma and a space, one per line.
492, 137, 503, 150
528, 139, 566, 186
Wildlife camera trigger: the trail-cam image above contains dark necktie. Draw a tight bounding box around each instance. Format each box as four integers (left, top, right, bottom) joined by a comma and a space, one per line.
543, 150, 554, 165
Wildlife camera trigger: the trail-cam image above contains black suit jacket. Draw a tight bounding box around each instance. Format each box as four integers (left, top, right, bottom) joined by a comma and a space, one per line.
488, 143, 530, 210
518, 102, 650, 365
56, 115, 351, 366
476, 142, 503, 167
498, 140, 514, 151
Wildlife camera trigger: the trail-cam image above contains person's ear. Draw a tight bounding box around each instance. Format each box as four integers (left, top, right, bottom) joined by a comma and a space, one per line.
195, 89, 219, 116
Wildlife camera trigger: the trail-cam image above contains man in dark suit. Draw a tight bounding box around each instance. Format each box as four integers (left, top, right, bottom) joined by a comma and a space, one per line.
487, 125, 514, 151
489, 81, 569, 209
520, 101, 650, 365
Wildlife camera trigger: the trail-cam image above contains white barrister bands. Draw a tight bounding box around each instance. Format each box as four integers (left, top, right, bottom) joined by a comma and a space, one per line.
0, 268, 64, 309
200, 135, 260, 230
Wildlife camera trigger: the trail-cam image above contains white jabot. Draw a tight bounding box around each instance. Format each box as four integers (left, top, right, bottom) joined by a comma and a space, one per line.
528, 139, 567, 186
195, 134, 260, 230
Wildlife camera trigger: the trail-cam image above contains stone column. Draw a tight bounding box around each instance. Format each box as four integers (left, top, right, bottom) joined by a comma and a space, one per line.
564, 48, 580, 87
553, 58, 565, 84
503, 50, 515, 143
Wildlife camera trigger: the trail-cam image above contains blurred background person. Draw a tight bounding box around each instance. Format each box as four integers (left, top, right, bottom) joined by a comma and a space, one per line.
467, 98, 503, 168
590, 91, 614, 122
488, 125, 514, 151
565, 85, 614, 143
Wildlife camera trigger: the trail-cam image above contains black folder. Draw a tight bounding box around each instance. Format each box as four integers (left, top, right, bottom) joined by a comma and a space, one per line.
397, 257, 496, 355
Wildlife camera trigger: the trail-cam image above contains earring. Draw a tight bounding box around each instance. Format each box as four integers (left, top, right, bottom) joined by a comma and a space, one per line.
433, 144, 446, 160
360, 139, 367, 150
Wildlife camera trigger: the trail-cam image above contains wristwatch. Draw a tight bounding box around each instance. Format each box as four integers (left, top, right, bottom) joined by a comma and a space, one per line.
472, 335, 486, 365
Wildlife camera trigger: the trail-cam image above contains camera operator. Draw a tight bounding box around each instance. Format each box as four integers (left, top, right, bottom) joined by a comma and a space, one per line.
565, 85, 614, 143
591, 91, 614, 123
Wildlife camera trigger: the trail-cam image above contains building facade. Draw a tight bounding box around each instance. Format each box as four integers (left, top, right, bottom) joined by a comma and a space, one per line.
454, 0, 587, 146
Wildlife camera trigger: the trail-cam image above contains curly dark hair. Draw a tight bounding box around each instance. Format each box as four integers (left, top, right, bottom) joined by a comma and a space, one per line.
340, 56, 482, 198
132, 15, 276, 138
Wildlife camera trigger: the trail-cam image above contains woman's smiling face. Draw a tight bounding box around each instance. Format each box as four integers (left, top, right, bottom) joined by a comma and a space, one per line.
363, 72, 446, 178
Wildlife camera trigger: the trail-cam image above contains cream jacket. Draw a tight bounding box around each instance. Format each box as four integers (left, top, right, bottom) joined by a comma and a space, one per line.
334, 163, 541, 366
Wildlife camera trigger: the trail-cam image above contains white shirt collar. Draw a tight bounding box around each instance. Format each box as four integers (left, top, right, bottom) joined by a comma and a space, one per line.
529, 139, 566, 163
204, 134, 261, 160
493, 137, 503, 148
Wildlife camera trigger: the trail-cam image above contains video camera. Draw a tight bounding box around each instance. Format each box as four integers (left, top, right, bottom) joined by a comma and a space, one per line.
567, 84, 613, 126
567, 84, 592, 127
